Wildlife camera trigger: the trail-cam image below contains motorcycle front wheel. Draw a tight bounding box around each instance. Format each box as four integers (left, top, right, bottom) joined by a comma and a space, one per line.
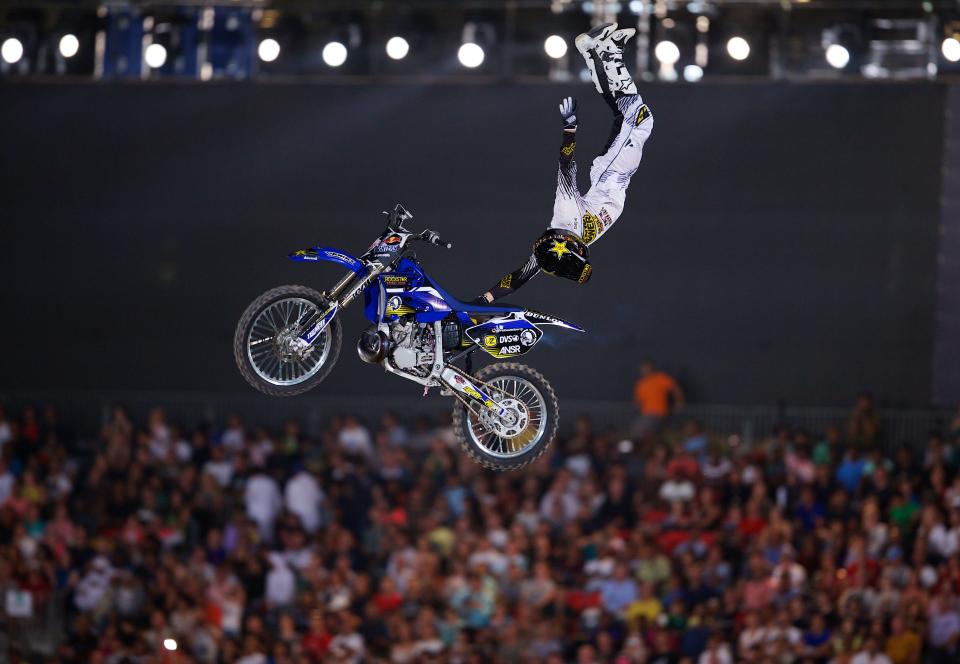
453, 362, 559, 471
234, 285, 342, 397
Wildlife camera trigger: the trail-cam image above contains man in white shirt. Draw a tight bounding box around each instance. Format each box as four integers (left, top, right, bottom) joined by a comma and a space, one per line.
74, 556, 115, 613
929, 509, 960, 558
328, 612, 366, 664
220, 415, 246, 455
850, 638, 893, 664
697, 634, 733, 664
538, 473, 581, 526
0, 460, 15, 504
338, 416, 373, 459
763, 611, 802, 657
0, 408, 12, 452
284, 469, 325, 533
244, 470, 282, 541
659, 469, 695, 503
202, 445, 234, 487
770, 549, 807, 591
265, 554, 296, 608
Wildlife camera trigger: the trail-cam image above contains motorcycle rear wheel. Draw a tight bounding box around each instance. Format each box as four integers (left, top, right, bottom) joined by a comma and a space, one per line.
453, 362, 559, 471
234, 285, 342, 397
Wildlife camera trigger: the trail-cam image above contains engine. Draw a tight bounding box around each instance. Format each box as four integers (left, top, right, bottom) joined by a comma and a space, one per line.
357, 317, 462, 377
387, 320, 436, 377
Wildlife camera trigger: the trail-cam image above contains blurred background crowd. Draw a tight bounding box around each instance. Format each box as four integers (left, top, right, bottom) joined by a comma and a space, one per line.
2, 383, 960, 664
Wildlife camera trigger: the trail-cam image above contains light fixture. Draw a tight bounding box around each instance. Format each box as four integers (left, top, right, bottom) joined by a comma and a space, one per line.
258, 38, 280, 63
1, 37, 24, 64
386, 36, 409, 60
825, 44, 850, 69
59, 34, 79, 59
144, 43, 167, 69
544, 35, 567, 59
943, 37, 960, 63
322, 41, 347, 67
726, 36, 750, 61
458, 42, 484, 68
654, 40, 680, 65
683, 64, 703, 82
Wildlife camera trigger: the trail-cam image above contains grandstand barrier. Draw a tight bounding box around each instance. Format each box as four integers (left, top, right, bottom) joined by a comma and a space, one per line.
1, 390, 952, 452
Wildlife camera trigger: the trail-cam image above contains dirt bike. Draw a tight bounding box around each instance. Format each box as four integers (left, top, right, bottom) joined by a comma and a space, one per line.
234, 204, 583, 470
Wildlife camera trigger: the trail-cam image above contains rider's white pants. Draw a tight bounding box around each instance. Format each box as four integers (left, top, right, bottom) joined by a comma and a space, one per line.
549, 95, 653, 245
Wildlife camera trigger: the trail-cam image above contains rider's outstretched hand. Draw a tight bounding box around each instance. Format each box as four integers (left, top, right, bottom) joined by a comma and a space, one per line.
559, 96, 578, 131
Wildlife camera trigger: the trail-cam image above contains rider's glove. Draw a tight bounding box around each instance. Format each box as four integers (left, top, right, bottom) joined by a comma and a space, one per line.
559, 96, 578, 131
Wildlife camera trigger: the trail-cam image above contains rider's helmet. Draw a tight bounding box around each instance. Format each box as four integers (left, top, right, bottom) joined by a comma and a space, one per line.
533, 229, 592, 284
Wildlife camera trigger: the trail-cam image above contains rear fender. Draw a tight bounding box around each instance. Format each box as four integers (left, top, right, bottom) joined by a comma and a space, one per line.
464, 310, 583, 359
288, 247, 364, 273
522, 309, 585, 333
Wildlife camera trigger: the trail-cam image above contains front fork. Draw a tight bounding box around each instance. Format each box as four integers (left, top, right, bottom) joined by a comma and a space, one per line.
297, 266, 383, 345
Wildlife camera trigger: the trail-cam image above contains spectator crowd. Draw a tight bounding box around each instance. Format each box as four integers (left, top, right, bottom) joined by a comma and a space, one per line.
1, 394, 960, 664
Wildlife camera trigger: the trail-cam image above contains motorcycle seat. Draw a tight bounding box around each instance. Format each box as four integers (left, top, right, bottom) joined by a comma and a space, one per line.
427, 280, 523, 314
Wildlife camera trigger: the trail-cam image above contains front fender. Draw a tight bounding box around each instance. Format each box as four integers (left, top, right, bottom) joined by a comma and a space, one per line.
288, 247, 365, 273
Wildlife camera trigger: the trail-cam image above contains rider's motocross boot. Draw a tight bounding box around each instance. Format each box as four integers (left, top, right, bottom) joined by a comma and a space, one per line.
576, 23, 638, 101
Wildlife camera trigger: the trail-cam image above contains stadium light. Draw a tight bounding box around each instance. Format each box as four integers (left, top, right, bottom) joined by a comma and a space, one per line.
386, 36, 409, 60
544, 35, 567, 59
258, 38, 280, 63
825, 44, 850, 69
458, 42, 484, 68
726, 36, 750, 61
654, 40, 680, 65
683, 64, 703, 82
322, 41, 347, 67
59, 34, 79, 59
144, 43, 167, 69
944, 37, 960, 63
1, 37, 24, 64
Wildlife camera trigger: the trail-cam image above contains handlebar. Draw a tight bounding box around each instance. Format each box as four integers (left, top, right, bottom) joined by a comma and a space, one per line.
381, 204, 452, 250
419, 229, 453, 250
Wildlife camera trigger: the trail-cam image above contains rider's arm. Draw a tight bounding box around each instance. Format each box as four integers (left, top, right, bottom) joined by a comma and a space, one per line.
479, 254, 540, 303
477, 99, 577, 304
558, 96, 578, 168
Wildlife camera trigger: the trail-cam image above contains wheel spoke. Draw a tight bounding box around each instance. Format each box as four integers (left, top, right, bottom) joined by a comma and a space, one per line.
247, 297, 331, 387
465, 374, 547, 460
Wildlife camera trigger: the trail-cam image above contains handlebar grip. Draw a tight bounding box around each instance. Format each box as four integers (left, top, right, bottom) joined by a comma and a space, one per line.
422, 230, 452, 249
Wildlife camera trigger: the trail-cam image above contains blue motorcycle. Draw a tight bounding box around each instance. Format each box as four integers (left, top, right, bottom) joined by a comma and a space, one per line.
234, 204, 584, 470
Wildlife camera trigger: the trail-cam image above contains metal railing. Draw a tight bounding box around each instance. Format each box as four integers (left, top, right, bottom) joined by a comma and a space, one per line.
1, 389, 953, 451
0, 588, 65, 662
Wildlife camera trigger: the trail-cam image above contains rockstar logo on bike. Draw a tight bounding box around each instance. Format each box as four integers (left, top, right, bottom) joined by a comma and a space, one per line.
548, 239, 570, 258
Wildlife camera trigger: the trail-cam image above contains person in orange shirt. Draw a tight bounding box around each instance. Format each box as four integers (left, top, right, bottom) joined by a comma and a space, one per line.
633, 359, 684, 436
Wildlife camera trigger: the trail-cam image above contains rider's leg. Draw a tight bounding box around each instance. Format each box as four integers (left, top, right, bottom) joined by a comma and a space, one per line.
580, 98, 653, 244
574, 23, 651, 245
576, 24, 638, 105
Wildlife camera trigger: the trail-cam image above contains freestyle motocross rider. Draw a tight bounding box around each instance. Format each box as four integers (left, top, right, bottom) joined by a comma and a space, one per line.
477, 22, 654, 303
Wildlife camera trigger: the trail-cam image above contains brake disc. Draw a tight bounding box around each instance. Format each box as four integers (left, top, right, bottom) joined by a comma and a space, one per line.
478, 398, 529, 439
